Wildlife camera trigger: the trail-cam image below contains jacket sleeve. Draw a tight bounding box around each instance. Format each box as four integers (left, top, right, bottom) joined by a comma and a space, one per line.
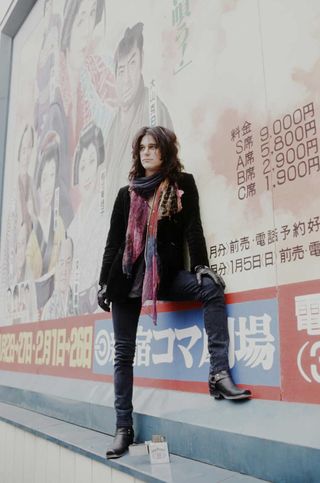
181, 174, 209, 271
99, 188, 128, 285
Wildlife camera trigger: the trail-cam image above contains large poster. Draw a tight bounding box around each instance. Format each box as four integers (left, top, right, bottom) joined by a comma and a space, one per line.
0, 0, 176, 323
0, 0, 319, 403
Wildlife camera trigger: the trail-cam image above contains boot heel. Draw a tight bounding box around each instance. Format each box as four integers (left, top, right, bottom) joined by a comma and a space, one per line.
209, 385, 223, 399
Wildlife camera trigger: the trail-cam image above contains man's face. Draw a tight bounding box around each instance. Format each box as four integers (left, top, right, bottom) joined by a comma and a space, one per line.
116, 44, 142, 110
68, 0, 97, 69
139, 134, 162, 176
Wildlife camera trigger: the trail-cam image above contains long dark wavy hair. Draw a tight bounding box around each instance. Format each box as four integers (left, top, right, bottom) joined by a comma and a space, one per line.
129, 126, 184, 182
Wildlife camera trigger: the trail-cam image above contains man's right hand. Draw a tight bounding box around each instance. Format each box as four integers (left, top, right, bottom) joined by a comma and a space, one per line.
97, 284, 111, 312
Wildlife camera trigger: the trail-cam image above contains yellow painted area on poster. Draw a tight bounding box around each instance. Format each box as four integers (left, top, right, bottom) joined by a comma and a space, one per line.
0, 326, 93, 369
0, 333, 16, 363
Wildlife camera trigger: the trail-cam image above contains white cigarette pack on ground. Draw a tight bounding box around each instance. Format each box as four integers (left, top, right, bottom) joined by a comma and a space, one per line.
148, 441, 170, 464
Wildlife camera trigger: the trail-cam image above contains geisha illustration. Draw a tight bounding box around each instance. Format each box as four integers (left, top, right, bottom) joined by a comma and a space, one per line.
68, 121, 106, 313
59, 0, 116, 146
26, 131, 65, 282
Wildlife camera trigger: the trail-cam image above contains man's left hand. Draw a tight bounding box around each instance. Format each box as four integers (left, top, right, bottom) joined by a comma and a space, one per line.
195, 265, 226, 289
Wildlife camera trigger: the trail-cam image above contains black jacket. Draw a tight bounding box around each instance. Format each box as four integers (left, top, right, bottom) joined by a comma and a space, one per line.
99, 172, 209, 300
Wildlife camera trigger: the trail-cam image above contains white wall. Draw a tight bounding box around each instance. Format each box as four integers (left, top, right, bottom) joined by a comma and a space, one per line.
0, 420, 143, 483
0, 0, 15, 27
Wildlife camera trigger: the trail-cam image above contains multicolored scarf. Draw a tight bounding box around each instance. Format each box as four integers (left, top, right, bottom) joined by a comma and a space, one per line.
122, 175, 183, 324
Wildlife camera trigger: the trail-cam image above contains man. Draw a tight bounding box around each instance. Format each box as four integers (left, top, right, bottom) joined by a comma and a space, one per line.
105, 23, 174, 210
98, 126, 251, 459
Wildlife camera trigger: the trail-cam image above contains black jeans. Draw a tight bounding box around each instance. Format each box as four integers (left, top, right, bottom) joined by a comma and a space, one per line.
112, 270, 229, 427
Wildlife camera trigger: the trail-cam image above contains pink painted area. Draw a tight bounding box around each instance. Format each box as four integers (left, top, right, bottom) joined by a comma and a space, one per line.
278, 279, 320, 404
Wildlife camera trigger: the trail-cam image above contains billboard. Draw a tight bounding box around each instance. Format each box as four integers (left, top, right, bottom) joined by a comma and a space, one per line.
0, 0, 319, 404
0, 295, 280, 400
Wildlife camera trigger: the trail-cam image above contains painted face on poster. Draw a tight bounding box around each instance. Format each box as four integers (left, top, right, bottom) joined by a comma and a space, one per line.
68, 0, 97, 70
78, 143, 98, 201
116, 44, 143, 110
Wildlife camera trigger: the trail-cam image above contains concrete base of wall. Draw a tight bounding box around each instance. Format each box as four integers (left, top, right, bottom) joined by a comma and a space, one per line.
0, 417, 143, 483
0, 382, 319, 482
0, 403, 265, 483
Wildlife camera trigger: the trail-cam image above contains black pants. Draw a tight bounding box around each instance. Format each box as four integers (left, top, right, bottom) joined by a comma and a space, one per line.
112, 270, 229, 427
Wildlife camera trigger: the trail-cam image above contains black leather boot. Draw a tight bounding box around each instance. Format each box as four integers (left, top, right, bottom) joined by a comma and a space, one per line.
106, 427, 134, 459
209, 370, 251, 400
